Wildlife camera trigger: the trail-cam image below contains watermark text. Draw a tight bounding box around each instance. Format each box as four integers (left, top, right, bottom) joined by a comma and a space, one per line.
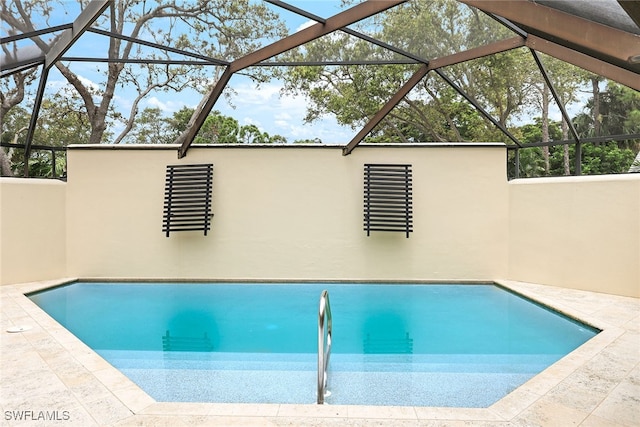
4, 410, 70, 422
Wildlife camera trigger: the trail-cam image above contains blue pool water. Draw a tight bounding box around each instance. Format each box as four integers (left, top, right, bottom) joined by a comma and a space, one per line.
28, 282, 598, 407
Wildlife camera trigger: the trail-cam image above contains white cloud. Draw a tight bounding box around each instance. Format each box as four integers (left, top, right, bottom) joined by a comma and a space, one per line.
241, 117, 261, 126
274, 111, 293, 121
232, 83, 281, 106
219, 80, 353, 143
76, 75, 100, 92
145, 96, 189, 114
296, 20, 317, 33
113, 94, 133, 112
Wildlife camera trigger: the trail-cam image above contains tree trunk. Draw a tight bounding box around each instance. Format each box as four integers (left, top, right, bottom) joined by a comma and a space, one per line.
0, 149, 14, 176
591, 77, 601, 139
562, 119, 570, 175
541, 84, 550, 175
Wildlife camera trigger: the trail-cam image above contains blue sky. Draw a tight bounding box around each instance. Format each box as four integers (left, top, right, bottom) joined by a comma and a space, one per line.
33, 1, 358, 144
6, 0, 596, 144
116, 1, 358, 144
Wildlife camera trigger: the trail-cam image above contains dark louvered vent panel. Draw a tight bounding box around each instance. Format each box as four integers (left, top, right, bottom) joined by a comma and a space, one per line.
364, 164, 413, 238
163, 164, 213, 237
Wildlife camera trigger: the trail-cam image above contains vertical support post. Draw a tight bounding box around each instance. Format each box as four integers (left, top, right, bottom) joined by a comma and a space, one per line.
23, 66, 50, 177
575, 142, 582, 175
51, 149, 56, 178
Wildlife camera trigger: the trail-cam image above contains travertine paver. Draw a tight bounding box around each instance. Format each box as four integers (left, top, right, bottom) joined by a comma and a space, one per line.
1, 278, 638, 426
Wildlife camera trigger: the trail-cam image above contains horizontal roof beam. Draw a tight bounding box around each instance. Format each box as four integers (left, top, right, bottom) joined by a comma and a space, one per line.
460, 0, 640, 73
255, 60, 419, 66
0, 23, 72, 44
509, 133, 640, 148
86, 28, 229, 66
59, 57, 218, 66
342, 37, 527, 154
178, 0, 407, 158
427, 36, 525, 70
230, 0, 407, 73
526, 35, 640, 91
44, 0, 110, 69
268, 0, 425, 63
343, 65, 429, 155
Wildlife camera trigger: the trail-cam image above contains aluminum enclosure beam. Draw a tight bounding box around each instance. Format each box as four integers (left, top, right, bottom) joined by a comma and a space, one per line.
426, 36, 525, 71
343, 65, 429, 156
86, 28, 228, 66
43, 0, 111, 69
525, 35, 640, 91
530, 49, 582, 175
229, 0, 406, 73
266, 0, 426, 64
0, 24, 73, 44
435, 69, 522, 148
22, 0, 110, 176
343, 36, 526, 155
177, 0, 407, 158
460, 0, 640, 75
617, 1, 640, 28
529, 49, 580, 143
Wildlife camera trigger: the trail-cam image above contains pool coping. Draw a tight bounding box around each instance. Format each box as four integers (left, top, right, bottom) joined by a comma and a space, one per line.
1, 278, 638, 426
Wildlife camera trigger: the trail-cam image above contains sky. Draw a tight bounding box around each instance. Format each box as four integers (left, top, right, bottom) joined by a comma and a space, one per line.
6, 0, 597, 145
31, 1, 358, 144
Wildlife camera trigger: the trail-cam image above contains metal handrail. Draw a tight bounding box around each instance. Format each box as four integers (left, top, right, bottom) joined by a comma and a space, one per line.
317, 289, 332, 404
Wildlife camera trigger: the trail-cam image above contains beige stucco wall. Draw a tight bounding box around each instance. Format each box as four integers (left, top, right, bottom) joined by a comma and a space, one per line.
64, 144, 509, 282
2, 145, 637, 297
0, 178, 67, 285
508, 174, 640, 297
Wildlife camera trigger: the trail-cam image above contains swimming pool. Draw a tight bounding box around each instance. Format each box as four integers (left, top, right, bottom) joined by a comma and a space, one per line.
28, 282, 598, 407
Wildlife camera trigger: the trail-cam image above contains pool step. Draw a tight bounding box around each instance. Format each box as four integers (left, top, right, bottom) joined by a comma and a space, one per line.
100, 350, 557, 406
118, 366, 535, 406
99, 350, 557, 374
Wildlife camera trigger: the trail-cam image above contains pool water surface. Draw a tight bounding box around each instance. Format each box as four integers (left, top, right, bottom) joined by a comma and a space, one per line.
28, 282, 598, 406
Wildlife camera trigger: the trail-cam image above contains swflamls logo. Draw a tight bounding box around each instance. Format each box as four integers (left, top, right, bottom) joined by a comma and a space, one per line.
4, 410, 70, 421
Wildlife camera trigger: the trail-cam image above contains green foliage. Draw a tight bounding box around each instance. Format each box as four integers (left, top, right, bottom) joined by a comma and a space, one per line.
293, 138, 322, 144
512, 141, 636, 178
129, 108, 169, 144
517, 120, 562, 144
1, 94, 94, 177
281, 0, 537, 144
556, 143, 635, 175
128, 107, 288, 145
9, 150, 66, 179
3, 0, 287, 145
1, 103, 288, 176
510, 147, 546, 178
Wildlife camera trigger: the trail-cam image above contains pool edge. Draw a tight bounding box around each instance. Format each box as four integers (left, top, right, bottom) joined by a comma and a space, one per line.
2, 278, 632, 425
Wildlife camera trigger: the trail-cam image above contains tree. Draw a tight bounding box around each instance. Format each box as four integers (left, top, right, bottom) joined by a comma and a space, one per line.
128, 107, 171, 144
128, 107, 288, 145
0, 50, 38, 175
597, 82, 640, 143
1, 91, 94, 177
513, 119, 562, 177
571, 81, 640, 173
1, 0, 287, 146
281, 0, 536, 144
549, 142, 635, 176
527, 54, 586, 175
